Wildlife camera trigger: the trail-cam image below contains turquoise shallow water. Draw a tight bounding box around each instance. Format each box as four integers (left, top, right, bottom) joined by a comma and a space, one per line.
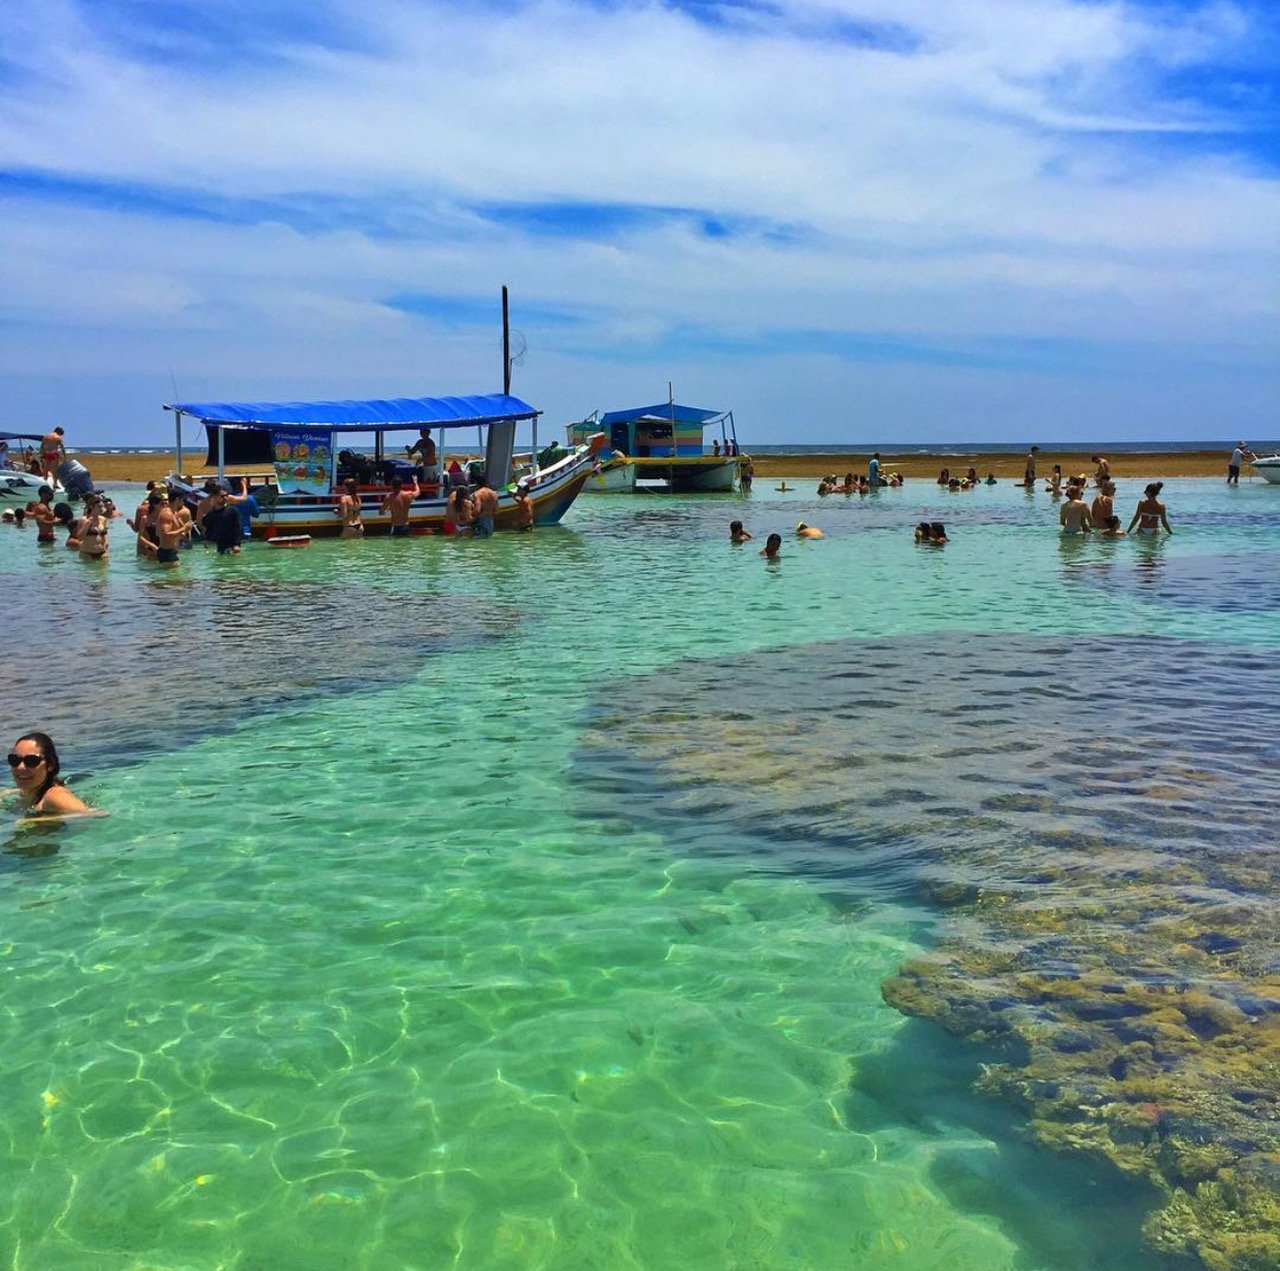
1, 477, 1277, 1270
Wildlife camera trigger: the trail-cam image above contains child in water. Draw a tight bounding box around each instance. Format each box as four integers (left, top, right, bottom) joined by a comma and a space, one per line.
760, 533, 782, 559
729, 520, 752, 543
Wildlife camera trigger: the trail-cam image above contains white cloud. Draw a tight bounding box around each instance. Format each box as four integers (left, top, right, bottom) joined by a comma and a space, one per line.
0, 0, 1275, 441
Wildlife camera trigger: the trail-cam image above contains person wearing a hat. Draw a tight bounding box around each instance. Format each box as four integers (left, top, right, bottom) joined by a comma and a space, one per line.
795, 521, 823, 539
1228, 442, 1255, 486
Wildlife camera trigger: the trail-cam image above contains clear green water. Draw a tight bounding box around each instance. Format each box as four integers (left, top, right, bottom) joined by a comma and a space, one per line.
1, 477, 1276, 1270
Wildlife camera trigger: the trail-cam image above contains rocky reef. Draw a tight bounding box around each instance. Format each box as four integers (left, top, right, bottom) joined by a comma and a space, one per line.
577, 634, 1280, 1270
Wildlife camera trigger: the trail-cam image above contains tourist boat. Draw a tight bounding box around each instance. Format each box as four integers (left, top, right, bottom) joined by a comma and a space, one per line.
164, 393, 605, 538
567, 401, 742, 493
0, 433, 55, 501
1250, 454, 1280, 484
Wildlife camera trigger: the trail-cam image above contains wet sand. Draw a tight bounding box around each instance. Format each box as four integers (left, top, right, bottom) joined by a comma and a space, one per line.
61, 448, 1247, 485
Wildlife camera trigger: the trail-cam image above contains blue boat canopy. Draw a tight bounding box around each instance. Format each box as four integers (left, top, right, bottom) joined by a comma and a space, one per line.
165, 393, 539, 432
0, 431, 45, 442
599, 403, 725, 427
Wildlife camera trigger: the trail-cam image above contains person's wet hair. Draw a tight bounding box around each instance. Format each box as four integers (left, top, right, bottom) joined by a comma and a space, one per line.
930, 522, 947, 538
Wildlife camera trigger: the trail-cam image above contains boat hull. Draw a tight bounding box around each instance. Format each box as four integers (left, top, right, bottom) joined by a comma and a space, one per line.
245, 438, 602, 538
1251, 458, 1280, 484
0, 473, 57, 501
631, 457, 739, 492
583, 457, 636, 492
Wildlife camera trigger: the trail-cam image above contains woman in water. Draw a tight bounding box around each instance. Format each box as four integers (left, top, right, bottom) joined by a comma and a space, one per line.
1128, 482, 1173, 534
936, 468, 950, 487
1059, 487, 1092, 534
760, 532, 782, 559
5, 733, 93, 816
76, 495, 109, 559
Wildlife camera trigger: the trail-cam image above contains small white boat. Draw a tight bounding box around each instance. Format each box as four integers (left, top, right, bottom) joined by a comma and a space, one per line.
0, 432, 54, 501
1250, 455, 1280, 484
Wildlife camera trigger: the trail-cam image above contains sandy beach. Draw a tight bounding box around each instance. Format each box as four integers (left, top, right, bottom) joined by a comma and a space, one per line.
65, 447, 1243, 485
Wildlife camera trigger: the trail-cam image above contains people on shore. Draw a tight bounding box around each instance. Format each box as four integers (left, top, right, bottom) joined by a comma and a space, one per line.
379, 475, 420, 537
760, 533, 782, 559
1228, 442, 1255, 485
729, 520, 752, 543
40, 427, 67, 483
5, 733, 93, 816
1059, 487, 1092, 534
1128, 482, 1173, 535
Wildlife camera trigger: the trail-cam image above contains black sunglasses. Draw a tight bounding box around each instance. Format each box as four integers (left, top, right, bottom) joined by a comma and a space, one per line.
7, 753, 45, 769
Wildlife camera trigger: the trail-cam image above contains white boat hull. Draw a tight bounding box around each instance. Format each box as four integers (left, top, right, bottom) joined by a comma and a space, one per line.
0, 472, 57, 501
1251, 457, 1280, 484
584, 458, 635, 492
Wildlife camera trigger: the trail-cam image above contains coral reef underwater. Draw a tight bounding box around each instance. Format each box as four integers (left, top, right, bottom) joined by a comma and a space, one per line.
578, 634, 1280, 1270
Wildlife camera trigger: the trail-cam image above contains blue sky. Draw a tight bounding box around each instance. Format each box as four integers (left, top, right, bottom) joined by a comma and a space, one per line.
0, 0, 1276, 445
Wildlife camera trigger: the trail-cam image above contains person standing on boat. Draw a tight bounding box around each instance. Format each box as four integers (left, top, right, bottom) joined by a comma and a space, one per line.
1228, 442, 1255, 485
407, 429, 439, 481
380, 475, 419, 537
470, 476, 498, 538
40, 427, 66, 483
336, 478, 364, 537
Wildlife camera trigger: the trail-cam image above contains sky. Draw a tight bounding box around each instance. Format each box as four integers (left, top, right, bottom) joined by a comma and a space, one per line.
0, 0, 1277, 447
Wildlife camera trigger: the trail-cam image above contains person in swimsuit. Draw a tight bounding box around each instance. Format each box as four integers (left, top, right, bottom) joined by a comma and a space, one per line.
470, 477, 498, 538
75, 495, 109, 558
1045, 464, 1063, 495
28, 486, 57, 544
1128, 482, 1173, 535
795, 521, 823, 539
168, 489, 195, 547
1100, 516, 1126, 537
336, 478, 364, 538
513, 482, 535, 532
406, 429, 439, 481
1059, 488, 1092, 534
729, 519, 752, 543
5, 733, 93, 816
739, 458, 753, 490
40, 427, 66, 482
443, 486, 472, 536
1023, 445, 1039, 487
760, 532, 782, 559
1090, 480, 1115, 529
1092, 455, 1111, 485
380, 475, 420, 537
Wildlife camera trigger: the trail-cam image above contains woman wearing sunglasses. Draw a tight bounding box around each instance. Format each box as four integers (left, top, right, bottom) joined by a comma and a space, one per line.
5, 733, 93, 816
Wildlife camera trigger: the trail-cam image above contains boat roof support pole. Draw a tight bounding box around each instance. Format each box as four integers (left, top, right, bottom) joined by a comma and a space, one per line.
174, 410, 184, 479
217, 424, 225, 481
532, 416, 539, 477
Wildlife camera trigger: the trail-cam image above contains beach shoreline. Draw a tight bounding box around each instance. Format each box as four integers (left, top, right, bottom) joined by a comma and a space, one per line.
50, 447, 1248, 484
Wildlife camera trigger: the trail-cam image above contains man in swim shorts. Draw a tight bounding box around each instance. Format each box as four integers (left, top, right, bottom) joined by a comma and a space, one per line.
380, 475, 420, 536
470, 476, 497, 538
28, 486, 57, 544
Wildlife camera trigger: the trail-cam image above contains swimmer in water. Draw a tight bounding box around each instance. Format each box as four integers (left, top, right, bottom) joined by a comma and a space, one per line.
1127, 482, 1173, 535
775, 481, 792, 492
1100, 515, 1126, 537
729, 520, 753, 543
760, 532, 782, 559
4, 733, 94, 816
1059, 487, 1092, 534
795, 521, 824, 539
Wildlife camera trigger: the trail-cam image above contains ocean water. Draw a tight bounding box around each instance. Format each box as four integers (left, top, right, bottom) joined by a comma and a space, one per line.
1, 476, 1277, 1271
